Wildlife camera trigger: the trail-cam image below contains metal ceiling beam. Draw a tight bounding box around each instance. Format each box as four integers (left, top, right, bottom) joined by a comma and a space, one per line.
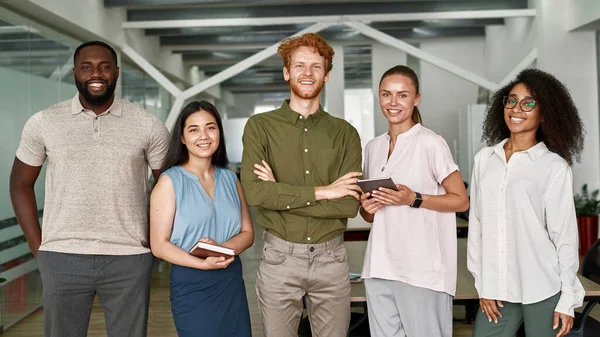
121, 44, 183, 97
167, 43, 272, 51
0, 40, 71, 51
0, 65, 70, 74
160, 26, 484, 46
187, 63, 373, 77
345, 21, 500, 91
49, 56, 74, 81
222, 84, 290, 93
123, 9, 535, 29
125, 1, 527, 21
164, 21, 334, 131
181, 52, 371, 64
0, 32, 42, 39
144, 24, 309, 36
144, 19, 504, 36
179, 21, 333, 99
498, 48, 538, 87
161, 33, 295, 45
223, 78, 374, 93
107, 0, 470, 7
0, 50, 72, 58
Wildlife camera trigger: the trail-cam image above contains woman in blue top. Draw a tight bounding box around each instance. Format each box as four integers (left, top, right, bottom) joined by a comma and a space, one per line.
150, 101, 254, 337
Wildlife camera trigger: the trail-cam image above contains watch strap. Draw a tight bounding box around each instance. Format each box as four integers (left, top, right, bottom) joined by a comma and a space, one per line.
411, 192, 423, 208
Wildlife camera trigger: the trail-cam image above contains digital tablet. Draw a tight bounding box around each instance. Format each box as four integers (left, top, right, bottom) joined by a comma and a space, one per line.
357, 177, 398, 194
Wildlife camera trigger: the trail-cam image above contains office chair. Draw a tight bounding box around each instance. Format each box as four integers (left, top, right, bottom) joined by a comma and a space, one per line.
567, 238, 600, 337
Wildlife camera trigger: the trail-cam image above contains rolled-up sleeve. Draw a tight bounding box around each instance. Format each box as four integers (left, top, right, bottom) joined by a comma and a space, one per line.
146, 118, 169, 170
429, 135, 459, 184
16, 112, 46, 167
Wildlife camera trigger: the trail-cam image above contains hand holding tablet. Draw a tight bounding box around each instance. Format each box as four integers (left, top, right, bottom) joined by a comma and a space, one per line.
356, 177, 398, 194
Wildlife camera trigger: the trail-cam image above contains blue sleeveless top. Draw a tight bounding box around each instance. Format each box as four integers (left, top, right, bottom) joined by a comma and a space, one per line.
164, 165, 242, 251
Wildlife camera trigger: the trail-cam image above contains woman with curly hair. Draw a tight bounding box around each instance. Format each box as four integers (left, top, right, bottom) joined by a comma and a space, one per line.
467, 68, 585, 337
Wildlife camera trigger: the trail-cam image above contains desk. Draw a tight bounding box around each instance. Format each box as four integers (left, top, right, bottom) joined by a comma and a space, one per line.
346, 238, 600, 326
344, 216, 469, 241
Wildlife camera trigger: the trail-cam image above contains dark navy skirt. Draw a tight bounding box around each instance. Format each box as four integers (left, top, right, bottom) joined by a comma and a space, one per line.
170, 256, 252, 337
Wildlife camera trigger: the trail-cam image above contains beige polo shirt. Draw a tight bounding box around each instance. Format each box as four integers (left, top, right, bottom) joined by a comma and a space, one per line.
16, 93, 169, 255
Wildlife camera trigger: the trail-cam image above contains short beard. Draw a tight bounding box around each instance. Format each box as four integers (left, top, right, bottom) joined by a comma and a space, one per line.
75, 79, 117, 107
289, 79, 324, 100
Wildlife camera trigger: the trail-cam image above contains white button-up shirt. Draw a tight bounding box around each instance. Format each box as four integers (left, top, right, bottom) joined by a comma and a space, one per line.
467, 139, 584, 316
361, 124, 459, 295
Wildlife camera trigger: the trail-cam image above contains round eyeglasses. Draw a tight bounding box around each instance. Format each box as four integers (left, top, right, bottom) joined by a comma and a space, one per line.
503, 96, 536, 112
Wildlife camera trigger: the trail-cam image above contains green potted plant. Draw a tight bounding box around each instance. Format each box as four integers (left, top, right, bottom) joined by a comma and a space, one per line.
574, 184, 600, 256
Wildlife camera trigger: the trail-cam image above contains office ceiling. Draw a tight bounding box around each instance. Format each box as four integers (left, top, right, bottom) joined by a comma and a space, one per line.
0, 0, 529, 94
106, 0, 527, 93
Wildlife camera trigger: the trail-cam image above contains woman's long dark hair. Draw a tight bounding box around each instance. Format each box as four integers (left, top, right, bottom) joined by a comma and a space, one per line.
379, 65, 423, 124
482, 69, 584, 165
160, 101, 229, 172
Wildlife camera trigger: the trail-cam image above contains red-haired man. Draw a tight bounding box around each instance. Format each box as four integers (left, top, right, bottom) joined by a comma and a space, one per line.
241, 33, 363, 337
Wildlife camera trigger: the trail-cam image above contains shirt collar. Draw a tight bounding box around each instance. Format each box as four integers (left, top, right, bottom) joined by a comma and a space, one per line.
278, 99, 326, 126
384, 123, 422, 141
71, 93, 122, 117
491, 138, 548, 162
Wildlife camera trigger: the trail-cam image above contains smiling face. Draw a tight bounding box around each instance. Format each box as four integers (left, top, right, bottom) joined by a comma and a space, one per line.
181, 110, 220, 160
73, 45, 119, 107
504, 82, 542, 137
283, 46, 329, 101
378, 73, 421, 127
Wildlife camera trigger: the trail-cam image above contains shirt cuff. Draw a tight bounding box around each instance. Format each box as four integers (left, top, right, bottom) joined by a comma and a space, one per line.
299, 186, 316, 207
437, 164, 459, 184
280, 186, 316, 210
16, 149, 45, 167
474, 279, 482, 298
555, 292, 577, 317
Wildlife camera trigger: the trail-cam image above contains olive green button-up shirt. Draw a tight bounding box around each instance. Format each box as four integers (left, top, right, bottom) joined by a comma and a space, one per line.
241, 100, 362, 244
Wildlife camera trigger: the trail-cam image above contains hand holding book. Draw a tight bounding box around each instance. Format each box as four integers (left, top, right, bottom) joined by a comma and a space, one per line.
189, 237, 236, 259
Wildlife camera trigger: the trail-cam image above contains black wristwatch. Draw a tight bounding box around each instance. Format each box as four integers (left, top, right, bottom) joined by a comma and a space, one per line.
410, 192, 423, 208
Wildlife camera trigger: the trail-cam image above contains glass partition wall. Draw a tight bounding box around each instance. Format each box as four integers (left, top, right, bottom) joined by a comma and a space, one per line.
0, 7, 79, 330
0, 6, 176, 330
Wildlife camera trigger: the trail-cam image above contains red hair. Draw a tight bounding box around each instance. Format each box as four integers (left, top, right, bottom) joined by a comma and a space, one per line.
277, 33, 334, 73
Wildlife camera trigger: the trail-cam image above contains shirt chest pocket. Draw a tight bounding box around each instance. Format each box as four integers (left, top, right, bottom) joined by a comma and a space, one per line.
316, 148, 340, 183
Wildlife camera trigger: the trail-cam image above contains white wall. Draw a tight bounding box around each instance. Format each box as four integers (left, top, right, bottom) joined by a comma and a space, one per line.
229, 93, 262, 118
144, 86, 172, 123
567, 0, 600, 31
371, 43, 407, 137
457, 104, 487, 189
222, 118, 249, 164
344, 88, 374, 148
419, 37, 486, 159
0, 67, 77, 219
229, 93, 287, 118
324, 43, 345, 118
528, 0, 600, 193
485, 17, 534, 83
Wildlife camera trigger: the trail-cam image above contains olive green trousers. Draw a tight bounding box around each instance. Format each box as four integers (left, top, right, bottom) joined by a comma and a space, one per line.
473, 292, 562, 337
